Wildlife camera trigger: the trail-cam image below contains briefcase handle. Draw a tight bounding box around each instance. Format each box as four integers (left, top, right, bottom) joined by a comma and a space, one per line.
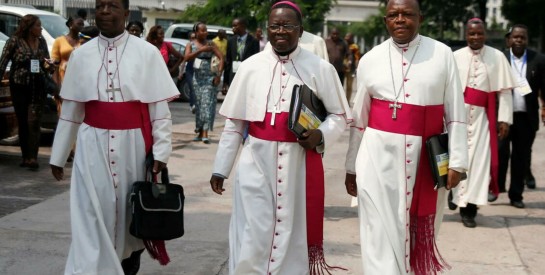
145, 153, 169, 184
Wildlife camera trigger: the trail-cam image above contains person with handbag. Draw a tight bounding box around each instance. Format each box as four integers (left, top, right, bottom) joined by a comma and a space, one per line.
146, 25, 184, 79
184, 22, 224, 144
49, 0, 179, 273
0, 14, 52, 171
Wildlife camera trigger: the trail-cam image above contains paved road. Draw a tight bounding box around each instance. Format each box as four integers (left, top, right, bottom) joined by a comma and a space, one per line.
0, 100, 544, 274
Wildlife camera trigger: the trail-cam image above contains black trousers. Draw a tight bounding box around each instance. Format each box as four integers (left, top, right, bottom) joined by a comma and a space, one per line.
498, 112, 536, 202
10, 82, 44, 161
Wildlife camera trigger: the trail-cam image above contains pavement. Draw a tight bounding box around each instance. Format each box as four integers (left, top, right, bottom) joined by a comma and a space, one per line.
1, 100, 544, 275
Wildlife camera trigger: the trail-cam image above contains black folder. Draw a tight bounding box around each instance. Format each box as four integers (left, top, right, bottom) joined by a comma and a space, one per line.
288, 84, 327, 138
426, 133, 467, 189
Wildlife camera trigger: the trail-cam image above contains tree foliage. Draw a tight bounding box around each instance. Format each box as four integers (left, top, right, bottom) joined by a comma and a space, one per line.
179, 0, 335, 33
502, 0, 545, 52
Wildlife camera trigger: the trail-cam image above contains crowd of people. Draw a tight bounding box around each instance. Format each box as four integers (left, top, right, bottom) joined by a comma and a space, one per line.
0, 0, 543, 274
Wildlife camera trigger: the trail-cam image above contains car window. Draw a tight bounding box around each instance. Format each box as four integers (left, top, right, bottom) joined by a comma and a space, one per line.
37, 14, 68, 38
0, 13, 21, 37
172, 27, 191, 40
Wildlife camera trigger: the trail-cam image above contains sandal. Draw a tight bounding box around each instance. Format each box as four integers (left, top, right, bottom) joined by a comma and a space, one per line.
193, 136, 202, 142
202, 138, 210, 144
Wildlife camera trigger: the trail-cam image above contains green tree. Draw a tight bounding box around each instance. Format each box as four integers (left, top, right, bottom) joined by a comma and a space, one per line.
179, 0, 335, 33
502, 0, 545, 52
347, 8, 387, 48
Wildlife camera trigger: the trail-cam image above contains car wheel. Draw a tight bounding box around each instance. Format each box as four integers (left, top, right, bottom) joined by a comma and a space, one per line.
177, 78, 191, 102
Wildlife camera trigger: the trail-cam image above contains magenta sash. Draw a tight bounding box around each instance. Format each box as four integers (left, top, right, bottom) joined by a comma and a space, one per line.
84, 101, 153, 154
464, 87, 499, 196
248, 112, 344, 274
368, 98, 449, 274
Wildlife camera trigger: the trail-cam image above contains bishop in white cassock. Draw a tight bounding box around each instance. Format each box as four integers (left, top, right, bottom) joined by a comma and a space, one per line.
49, 30, 179, 274
345, 33, 468, 275
210, 3, 352, 274
452, 18, 516, 227
345, 2, 468, 274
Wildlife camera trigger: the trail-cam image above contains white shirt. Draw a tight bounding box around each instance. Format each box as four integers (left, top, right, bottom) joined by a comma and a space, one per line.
511, 49, 527, 112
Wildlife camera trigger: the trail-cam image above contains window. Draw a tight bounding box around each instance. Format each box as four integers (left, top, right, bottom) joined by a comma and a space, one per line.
0, 13, 21, 37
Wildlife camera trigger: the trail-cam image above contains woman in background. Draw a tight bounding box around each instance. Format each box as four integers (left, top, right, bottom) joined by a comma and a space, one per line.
146, 25, 184, 78
51, 16, 84, 162
51, 16, 84, 86
0, 15, 51, 170
184, 22, 224, 144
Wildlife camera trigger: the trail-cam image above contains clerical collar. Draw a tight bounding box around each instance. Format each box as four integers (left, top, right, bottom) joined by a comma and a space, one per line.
468, 46, 485, 57
98, 31, 129, 48
391, 34, 420, 49
272, 46, 301, 61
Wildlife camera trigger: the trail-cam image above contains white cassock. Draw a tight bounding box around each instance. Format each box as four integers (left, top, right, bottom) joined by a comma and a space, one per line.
345, 35, 468, 274
213, 46, 351, 274
453, 45, 515, 206
264, 31, 329, 61
50, 31, 179, 275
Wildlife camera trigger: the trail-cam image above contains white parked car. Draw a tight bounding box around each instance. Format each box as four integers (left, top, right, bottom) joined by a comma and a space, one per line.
164, 23, 233, 41
0, 4, 68, 53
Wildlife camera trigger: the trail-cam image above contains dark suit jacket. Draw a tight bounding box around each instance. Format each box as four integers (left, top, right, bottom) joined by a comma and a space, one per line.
224, 33, 260, 86
504, 49, 545, 131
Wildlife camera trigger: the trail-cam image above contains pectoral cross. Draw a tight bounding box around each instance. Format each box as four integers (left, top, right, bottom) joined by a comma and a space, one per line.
389, 101, 402, 120
270, 106, 281, 126
107, 87, 121, 101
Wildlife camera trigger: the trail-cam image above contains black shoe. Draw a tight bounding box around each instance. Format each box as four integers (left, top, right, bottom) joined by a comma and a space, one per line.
461, 216, 477, 228
448, 191, 457, 210
27, 161, 39, 171
526, 179, 536, 189
510, 200, 525, 209
121, 249, 144, 275
488, 191, 498, 202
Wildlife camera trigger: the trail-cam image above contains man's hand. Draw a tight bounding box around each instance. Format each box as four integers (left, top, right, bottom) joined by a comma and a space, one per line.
152, 160, 167, 174
298, 129, 323, 150
210, 175, 225, 195
498, 122, 509, 139
345, 173, 357, 197
222, 83, 229, 95
446, 169, 462, 190
51, 165, 64, 181
541, 108, 545, 126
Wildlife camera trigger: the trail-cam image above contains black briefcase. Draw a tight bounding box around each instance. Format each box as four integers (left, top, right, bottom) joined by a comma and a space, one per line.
129, 167, 185, 240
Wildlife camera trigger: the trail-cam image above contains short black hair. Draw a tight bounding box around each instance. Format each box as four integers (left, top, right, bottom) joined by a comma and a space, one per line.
511, 24, 528, 32
65, 16, 74, 28
386, 0, 421, 11
126, 21, 144, 32
234, 17, 248, 27
77, 9, 87, 18
506, 24, 529, 38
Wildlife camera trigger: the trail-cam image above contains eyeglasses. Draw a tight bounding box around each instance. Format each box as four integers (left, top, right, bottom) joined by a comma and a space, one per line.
267, 24, 300, 32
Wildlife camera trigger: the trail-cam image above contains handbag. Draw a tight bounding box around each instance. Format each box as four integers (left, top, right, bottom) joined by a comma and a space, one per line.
129, 165, 185, 240
43, 72, 60, 96
209, 42, 221, 74
210, 55, 221, 74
